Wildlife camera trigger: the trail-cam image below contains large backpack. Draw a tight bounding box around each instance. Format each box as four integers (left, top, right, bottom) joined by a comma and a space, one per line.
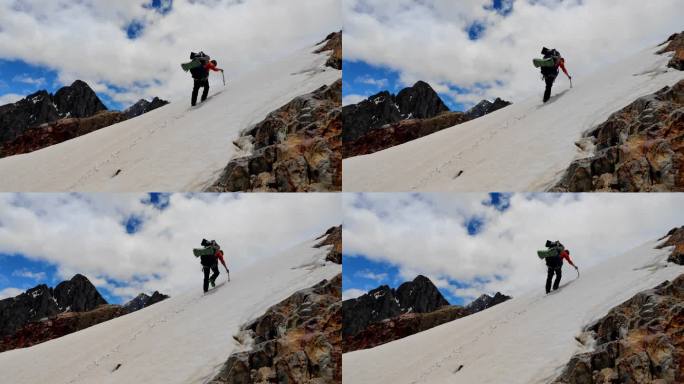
540, 48, 561, 77
189, 52, 210, 79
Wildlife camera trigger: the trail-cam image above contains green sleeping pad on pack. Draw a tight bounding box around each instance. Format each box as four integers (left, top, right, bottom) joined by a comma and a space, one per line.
533, 57, 556, 68
537, 248, 558, 259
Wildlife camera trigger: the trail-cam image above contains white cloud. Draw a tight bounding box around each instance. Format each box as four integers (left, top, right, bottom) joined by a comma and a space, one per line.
0, 0, 341, 106
342, 288, 367, 300
355, 75, 388, 88
0, 287, 24, 300
343, 0, 683, 105
343, 193, 684, 300
11, 74, 46, 87
343, 94, 368, 106
11, 269, 46, 281
355, 270, 388, 282
0, 193, 341, 301
0, 93, 23, 105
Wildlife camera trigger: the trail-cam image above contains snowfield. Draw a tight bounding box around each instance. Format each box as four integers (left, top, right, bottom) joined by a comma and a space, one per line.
0, 44, 340, 192
0, 238, 340, 384
342, 239, 684, 384
343, 45, 684, 192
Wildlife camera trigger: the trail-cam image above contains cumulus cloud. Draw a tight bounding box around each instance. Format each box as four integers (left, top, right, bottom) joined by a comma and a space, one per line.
0, 93, 23, 105
11, 74, 46, 87
0, 287, 24, 300
343, 193, 684, 300
0, 193, 341, 300
355, 269, 388, 282
343, 94, 369, 106
12, 269, 47, 281
0, 0, 341, 106
343, 0, 683, 106
342, 288, 367, 300
355, 75, 388, 88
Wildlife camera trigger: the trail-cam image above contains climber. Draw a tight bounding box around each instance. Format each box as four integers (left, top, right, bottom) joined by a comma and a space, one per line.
538, 47, 571, 103
540, 240, 578, 294
193, 238, 225, 292
183, 52, 224, 106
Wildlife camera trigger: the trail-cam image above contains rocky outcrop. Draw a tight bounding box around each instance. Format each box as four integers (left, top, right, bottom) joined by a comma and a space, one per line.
551, 274, 684, 384
208, 79, 341, 192
315, 31, 342, 70
52, 274, 108, 312
208, 274, 341, 384
124, 97, 169, 119
0, 274, 105, 338
465, 292, 512, 313
342, 81, 449, 143
343, 111, 468, 158
122, 290, 170, 312
343, 305, 469, 352
658, 31, 684, 70
1, 111, 127, 157
657, 226, 684, 265
552, 79, 684, 192
342, 275, 450, 338
0, 304, 127, 352
465, 97, 512, 119
0, 80, 107, 146
314, 225, 342, 264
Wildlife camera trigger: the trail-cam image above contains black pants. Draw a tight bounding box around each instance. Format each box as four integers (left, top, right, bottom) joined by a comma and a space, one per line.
203, 263, 220, 292
192, 79, 209, 106
543, 75, 557, 102
546, 266, 562, 293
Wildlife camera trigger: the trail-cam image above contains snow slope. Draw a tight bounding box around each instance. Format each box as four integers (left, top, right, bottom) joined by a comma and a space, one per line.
0, 238, 340, 384
0, 45, 339, 192
343, 45, 684, 192
343, 239, 684, 384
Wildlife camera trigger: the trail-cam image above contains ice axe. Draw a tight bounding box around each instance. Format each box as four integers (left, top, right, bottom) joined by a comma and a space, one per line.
569, 76, 573, 89
221, 70, 226, 86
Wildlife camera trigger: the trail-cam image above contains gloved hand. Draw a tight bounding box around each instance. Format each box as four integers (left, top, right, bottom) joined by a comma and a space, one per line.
574, 265, 578, 270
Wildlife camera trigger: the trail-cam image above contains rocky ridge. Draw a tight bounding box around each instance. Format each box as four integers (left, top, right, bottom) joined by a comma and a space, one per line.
657, 31, 684, 70
0, 81, 169, 158
657, 226, 684, 265
551, 274, 684, 384
315, 31, 342, 70
342, 275, 450, 338
0, 274, 168, 352
208, 78, 341, 192
552, 79, 683, 192
208, 274, 341, 384
314, 225, 342, 264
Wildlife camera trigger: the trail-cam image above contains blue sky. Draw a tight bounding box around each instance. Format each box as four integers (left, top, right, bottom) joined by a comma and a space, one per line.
343, 193, 511, 305
342, 0, 513, 110
0, 1, 174, 110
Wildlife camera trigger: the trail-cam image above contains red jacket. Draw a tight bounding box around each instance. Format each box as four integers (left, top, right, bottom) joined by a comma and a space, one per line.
558, 58, 570, 77
559, 249, 576, 267
205, 61, 221, 72
215, 249, 227, 268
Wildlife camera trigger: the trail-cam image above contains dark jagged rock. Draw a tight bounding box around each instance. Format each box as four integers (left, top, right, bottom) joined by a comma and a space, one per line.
124, 97, 169, 119
52, 80, 107, 119
0, 304, 128, 353
656, 226, 684, 265
1, 111, 127, 157
343, 306, 470, 352
315, 31, 342, 70
551, 274, 684, 384
343, 111, 468, 158
208, 274, 341, 384
0, 284, 59, 338
314, 225, 342, 264
342, 81, 449, 143
465, 97, 512, 119
465, 292, 512, 313
342, 275, 449, 338
52, 274, 107, 312
122, 290, 170, 312
552, 80, 684, 192
657, 31, 684, 70
208, 79, 341, 192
